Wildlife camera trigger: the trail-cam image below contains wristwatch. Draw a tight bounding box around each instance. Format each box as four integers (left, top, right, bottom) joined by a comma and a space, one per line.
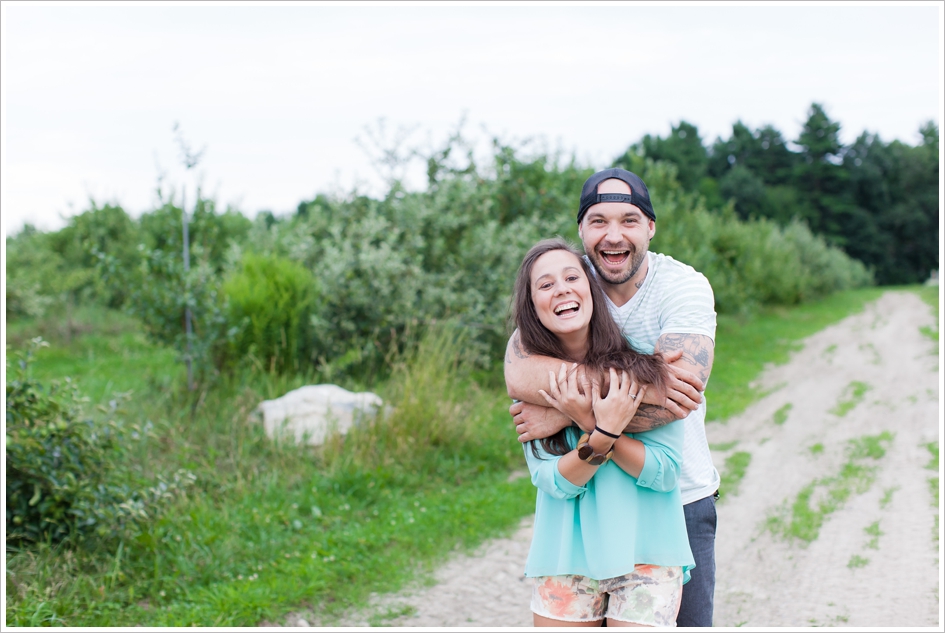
576, 432, 615, 466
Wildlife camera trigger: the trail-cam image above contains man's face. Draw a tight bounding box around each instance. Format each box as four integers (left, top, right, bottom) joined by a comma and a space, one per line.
578, 179, 656, 286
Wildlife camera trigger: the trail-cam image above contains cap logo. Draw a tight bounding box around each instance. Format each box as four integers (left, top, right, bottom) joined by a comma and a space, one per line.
595, 193, 634, 204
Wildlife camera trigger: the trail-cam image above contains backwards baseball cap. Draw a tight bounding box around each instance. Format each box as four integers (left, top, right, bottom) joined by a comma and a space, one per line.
577, 168, 656, 224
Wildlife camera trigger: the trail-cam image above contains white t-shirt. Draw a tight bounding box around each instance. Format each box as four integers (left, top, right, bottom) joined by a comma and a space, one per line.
592, 251, 721, 505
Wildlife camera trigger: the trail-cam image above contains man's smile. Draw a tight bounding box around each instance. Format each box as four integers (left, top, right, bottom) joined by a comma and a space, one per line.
599, 248, 631, 267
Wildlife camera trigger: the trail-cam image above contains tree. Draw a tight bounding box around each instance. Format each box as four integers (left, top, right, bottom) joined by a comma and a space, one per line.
792, 103, 850, 237
617, 121, 708, 191
709, 122, 795, 186
718, 165, 768, 220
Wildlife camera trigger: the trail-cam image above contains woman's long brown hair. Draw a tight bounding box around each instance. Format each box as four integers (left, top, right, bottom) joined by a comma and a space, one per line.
511, 237, 667, 457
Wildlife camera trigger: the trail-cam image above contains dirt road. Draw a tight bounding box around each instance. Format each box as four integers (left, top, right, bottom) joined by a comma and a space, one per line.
302, 290, 941, 627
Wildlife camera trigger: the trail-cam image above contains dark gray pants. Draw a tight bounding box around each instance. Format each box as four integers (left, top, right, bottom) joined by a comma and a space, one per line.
677, 493, 718, 627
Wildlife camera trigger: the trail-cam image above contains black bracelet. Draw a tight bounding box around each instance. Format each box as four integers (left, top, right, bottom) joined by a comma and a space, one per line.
594, 425, 621, 439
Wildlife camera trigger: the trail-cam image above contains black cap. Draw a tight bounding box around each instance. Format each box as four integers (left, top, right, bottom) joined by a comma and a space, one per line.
577, 168, 655, 224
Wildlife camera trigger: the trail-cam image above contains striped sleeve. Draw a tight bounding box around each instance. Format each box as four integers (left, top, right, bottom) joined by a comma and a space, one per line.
660, 268, 717, 341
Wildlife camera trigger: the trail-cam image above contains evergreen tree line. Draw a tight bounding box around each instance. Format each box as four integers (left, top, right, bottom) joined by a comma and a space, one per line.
616, 103, 939, 285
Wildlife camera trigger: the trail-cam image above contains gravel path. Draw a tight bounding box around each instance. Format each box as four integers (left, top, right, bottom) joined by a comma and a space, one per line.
282, 290, 941, 627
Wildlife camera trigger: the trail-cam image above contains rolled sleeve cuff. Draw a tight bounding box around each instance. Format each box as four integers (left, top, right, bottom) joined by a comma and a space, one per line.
635, 446, 677, 492
552, 461, 587, 498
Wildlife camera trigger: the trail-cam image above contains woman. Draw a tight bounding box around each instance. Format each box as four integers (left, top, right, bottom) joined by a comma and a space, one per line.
510, 237, 694, 627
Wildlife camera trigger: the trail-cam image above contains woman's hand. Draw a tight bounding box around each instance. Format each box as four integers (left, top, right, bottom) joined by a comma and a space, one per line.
591, 368, 647, 436
538, 363, 595, 432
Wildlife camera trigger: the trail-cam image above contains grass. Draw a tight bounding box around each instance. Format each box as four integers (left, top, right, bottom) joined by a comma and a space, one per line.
369, 605, 418, 626
709, 440, 739, 452
4, 305, 182, 405
809, 443, 824, 455
772, 403, 792, 426
863, 521, 883, 549
912, 285, 940, 354
718, 452, 751, 503
829, 381, 870, 417
879, 486, 898, 509
925, 442, 940, 549
766, 432, 894, 543
708, 287, 886, 422
846, 554, 869, 569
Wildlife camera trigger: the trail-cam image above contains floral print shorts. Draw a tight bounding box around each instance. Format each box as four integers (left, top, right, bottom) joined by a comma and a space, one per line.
530, 565, 684, 626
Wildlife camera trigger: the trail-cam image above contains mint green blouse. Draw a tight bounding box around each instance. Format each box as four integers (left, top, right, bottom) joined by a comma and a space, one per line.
523, 421, 695, 583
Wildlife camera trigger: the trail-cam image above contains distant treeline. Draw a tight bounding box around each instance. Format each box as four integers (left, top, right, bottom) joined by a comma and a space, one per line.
7, 102, 933, 381
618, 104, 939, 286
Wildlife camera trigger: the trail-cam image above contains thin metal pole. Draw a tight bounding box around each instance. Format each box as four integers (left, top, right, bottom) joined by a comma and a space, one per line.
182, 186, 194, 390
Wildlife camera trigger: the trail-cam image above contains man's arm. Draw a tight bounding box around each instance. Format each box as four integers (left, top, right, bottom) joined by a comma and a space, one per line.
622, 332, 715, 433
505, 331, 577, 442
505, 330, 703, 414
504, 329, 567, 405
655, 332, 715, 386
505, 330, 708, 440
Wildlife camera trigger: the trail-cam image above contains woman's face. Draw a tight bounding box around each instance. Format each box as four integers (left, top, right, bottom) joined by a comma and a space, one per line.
530, 249, 594, 338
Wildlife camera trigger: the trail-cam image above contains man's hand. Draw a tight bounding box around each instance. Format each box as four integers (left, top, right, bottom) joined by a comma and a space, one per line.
509, 400, 573, 443
657, 349, 705, 418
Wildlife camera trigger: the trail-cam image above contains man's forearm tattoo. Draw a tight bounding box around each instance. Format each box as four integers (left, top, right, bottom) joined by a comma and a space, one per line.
505, 331, 531, 364
656, 333, 714, 383
512, 332, 530, 360
626, 404, 675, 432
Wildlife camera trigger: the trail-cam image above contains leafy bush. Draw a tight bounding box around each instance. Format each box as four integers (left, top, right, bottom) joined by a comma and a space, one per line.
5, 230, 53, 320
46, 203, 141, 308
137, 198, 252, 275
103, 242, 233, 383
5, 339, 195, 546
222, 253, 320, 374
4, 276, 54, 321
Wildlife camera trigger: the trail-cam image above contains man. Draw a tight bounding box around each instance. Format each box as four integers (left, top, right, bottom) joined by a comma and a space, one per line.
505, 168, 719, 627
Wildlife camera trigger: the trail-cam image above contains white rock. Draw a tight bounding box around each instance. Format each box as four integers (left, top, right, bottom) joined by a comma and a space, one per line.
254, 384, 383, 446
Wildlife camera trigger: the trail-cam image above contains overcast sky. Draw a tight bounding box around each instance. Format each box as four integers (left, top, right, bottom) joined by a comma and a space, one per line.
1, 2, 942, 236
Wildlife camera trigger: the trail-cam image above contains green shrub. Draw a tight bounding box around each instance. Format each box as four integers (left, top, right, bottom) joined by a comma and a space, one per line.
222, 253, 320, 374
5, 339, 195, 546
106, 242, 233, 383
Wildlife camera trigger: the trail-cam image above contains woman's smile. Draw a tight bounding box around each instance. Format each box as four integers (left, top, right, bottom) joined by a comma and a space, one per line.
531, 250, 593, 341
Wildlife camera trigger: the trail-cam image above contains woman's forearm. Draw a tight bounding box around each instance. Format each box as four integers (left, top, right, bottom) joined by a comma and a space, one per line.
609, 435, 647, 479
556, 431, 617, 487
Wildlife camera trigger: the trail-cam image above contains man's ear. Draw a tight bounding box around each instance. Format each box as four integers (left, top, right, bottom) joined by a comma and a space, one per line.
648, 219, 656, 240
578, 222, 584, 242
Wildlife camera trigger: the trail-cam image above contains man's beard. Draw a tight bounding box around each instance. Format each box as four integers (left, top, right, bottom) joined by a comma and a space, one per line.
588, 244, 647, 287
